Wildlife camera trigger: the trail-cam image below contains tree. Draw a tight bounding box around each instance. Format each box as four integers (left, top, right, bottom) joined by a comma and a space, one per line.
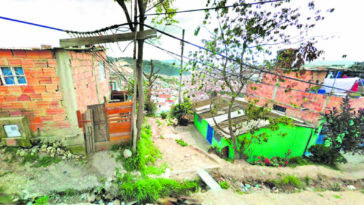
143, 60, 160, 104
189, 0, 332, 159
115, 0, 176, 150
322, 96, 364, 159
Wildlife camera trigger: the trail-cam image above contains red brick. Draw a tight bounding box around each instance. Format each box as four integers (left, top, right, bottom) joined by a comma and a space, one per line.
26, 51, 40, 59
0, 58, 7, 66
0, 50, 13, 58
52, 121, 71, 128
21, 86, 35, 93
42, 68, 57, 77
39, 116, 52, 121
18, 94, 30, 101
0, 86, 9, 94
34, 59, 48, 68
30, 93, 42, 100
11, 102, 24, 109
13, 50, 27, 58
49, 101, 59, 107
32, 116, 43, 124
46, 108, 64, 115
39, 50, 53, 59
33, 85, 46, 93
0, 96, 5, 102
48, 59, 57, 68
22, 59, 35, 68
10, 111, 22, 116
39, 77, 52, 84
5, 95, 17, 101
45, 84, 58, 92
8, 58, 22, 66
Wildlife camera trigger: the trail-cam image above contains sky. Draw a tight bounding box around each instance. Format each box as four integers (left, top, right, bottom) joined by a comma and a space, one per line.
0, 0, 364, 62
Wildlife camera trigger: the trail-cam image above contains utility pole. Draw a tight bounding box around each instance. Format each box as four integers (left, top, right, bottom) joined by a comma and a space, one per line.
178, 29, 185, 104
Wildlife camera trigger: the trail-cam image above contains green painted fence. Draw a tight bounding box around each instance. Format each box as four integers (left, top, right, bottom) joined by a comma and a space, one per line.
194, 113, 320, 161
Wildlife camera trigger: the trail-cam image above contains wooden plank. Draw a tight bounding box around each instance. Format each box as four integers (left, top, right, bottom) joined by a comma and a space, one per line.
106, 108, 131, 115
109, 126, 131, 134
60, 30, 157, 47
197, 169, 222, 191
84, 109, 95, 154
110, 135, 131, 141
105, 101, 133, 108
89, 104, 109, 142
110, 132, 131, 138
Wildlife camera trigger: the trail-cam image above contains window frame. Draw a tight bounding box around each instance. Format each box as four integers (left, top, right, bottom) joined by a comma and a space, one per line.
98, 61, 106, 82
0, 67, 27, 86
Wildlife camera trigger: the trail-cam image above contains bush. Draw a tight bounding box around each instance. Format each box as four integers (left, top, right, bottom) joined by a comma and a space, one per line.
175, 139, 188, 147
170, 98, 192, 125
145, 101, 157, 117
219, 181, 230, 189
308, 144, 347, 166
160, 112, 167, 119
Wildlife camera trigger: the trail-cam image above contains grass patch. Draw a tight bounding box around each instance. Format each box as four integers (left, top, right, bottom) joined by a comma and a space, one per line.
116, 172, 199, 204
272, 175, 302, 188
21, 153, 39, 165
304, 176, 311, 186
333, 194, 341, 199
156, 119, 162, 126
175, 139, 188, 147
317, 193, 324, 197
328, 183, 341, 191
34, 156, 61, 168
361, 189, 364, 195
219, 181, 230, 189
116, 123, 166, 176
34, 195, 49, 205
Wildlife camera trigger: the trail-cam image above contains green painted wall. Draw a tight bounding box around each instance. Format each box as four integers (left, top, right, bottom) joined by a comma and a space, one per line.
194, 112, 319, 161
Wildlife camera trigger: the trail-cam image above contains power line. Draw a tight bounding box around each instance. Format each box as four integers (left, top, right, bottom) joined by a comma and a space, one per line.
144, 0, 285, 16
0, 16, 65, 32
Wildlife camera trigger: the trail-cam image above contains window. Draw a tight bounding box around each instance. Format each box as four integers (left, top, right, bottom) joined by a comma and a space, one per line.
273, 104, 287, 113
4, 124, 21, 138
214, 131, 221, 142
98, 62, 106, 81
0, 67, 27, 85
197, 115, 202, 123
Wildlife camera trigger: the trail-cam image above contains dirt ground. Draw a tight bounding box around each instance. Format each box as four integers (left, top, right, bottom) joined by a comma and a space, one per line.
193, 190, 364, 205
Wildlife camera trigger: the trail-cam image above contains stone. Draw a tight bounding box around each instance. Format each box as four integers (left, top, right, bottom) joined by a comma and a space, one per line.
347, 185, 356, 190
88, 194, 96, 202
113, 199, 121, 205
123, 149, 132, 159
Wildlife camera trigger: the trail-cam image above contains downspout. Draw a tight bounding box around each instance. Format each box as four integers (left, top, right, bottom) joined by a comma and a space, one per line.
303, 128, 315, 156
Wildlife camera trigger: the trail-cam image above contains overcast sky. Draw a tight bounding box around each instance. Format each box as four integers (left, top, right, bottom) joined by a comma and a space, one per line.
0, 0, 364, 62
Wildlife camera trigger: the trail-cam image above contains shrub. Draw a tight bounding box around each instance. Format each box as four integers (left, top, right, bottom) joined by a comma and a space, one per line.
175, 139, 188, 147
170, 98, 192, 125
34, 156, 61, 168
308, 144, 347, 166
145, 101, 157, 117
160, 112, 167, 119
21, 153, 39, 165
219, 181, 230, 189
34, 195, 49, 205
273, 175, 302, 188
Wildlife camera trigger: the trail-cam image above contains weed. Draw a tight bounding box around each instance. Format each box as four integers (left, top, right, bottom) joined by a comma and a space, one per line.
34, 195, 49, 205
21, 153, 39, 165
117, 174, 199, 204
360, 189, 364, 195
219, 181, 230, 189
328, 183, 341, 191
273, 175, 302, 188
317, 193, 324, 197
175, 139, 188, 147
333, 194, 341, 199
159, 135, 164, 139
4, 147, 18, 154
156, 119, 162, 126
34, 156, 61, 168
304, 176, 311, 186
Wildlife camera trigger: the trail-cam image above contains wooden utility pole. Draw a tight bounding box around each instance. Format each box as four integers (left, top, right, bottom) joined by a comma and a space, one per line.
178, 29, 185, 104
132, 0, 138, 151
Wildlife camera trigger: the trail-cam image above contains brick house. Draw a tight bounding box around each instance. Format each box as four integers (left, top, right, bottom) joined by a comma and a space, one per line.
246, 68, 364, 126
0, 47, 110, 150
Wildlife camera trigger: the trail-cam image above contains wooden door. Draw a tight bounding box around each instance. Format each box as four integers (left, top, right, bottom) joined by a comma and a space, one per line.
88, 104, 109, 142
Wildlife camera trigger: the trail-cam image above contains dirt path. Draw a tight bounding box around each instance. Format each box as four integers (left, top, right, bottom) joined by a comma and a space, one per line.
193, 190, 364, 205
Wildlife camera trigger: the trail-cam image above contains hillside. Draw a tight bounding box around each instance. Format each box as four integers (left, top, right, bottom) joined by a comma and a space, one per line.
107, 57, 189, 76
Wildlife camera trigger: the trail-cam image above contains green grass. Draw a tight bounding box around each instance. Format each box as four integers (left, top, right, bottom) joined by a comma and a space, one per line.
333, 194, 341, 199
34, 156, 61, 168
175, 139, 188, 147
21, 153, 39, 165
317, 193, 324, 197
34, 195, 49, 205
156, 120, 162, 126
360, 189, 364, 195
219, 181, 230, 189
116, 173, 199, 204
304, 176, 311, 186
273, 175, 302, 188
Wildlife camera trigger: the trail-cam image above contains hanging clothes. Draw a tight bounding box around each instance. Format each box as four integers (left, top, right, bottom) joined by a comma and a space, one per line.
351, 81, 359, 92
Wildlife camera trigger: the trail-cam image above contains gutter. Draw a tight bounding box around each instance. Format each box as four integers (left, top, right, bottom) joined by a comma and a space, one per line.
303, 128, 315, 156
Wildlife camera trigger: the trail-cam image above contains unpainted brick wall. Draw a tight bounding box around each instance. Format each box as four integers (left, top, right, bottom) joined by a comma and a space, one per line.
69, 51, 110, 113
247, 72, 364, 126
0, 49, 71, 134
